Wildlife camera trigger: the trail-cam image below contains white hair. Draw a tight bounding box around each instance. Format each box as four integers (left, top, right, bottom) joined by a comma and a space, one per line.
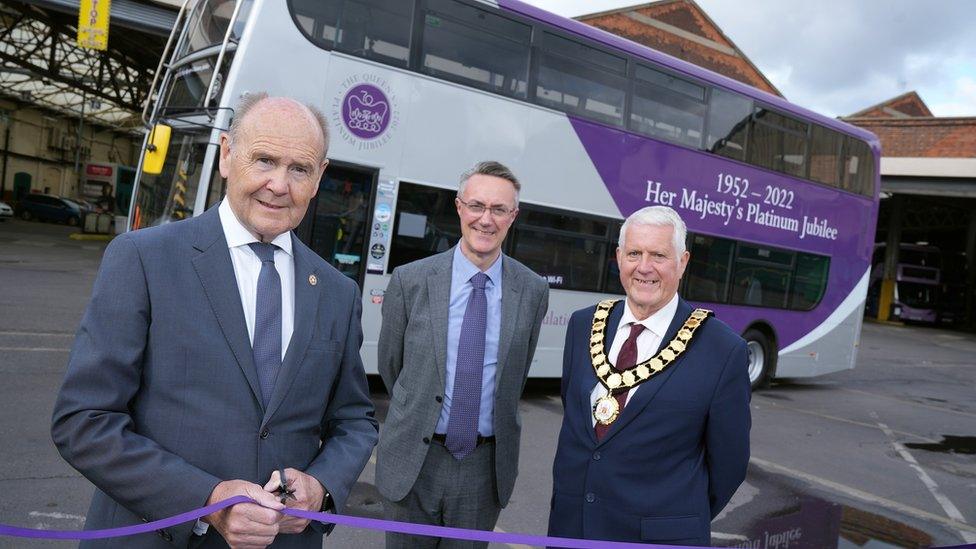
618, 206, 687, 257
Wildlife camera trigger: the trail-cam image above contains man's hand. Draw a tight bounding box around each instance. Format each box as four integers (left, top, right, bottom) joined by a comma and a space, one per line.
203, 479, 285, 549
263, 468, 326, 534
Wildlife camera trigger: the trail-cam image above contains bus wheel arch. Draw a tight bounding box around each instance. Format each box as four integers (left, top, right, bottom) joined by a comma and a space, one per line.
742, 323, 777, 390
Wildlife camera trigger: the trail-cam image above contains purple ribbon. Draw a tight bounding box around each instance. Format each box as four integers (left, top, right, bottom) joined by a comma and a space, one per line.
0, 495, 682, 548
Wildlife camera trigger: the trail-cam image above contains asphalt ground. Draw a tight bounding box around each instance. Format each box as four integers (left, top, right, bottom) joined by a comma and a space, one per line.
1, 217, 974, 548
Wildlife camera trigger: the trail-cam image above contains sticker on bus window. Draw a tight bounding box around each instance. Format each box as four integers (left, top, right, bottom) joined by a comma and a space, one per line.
398, 212, 427, 238
374, 204, 392, 223
370, 243, 386, 260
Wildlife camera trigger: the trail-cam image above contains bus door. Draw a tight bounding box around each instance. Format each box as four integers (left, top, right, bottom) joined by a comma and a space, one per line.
297, 163, 377, 288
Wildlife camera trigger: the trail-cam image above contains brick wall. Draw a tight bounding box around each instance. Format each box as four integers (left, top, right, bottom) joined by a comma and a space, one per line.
845, 118, 976, 157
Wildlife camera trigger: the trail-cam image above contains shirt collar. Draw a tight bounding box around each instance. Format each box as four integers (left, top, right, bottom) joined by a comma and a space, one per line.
452, 245, 502, 286
621, 292, 680, 338
218, 199, 293, 256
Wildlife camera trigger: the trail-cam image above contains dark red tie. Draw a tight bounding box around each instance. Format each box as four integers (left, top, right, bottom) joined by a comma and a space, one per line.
595, 323, 645, 441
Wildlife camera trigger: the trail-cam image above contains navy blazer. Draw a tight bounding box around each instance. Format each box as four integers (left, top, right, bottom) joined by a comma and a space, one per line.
52, 206, 378, 548
548, 297, 750, 546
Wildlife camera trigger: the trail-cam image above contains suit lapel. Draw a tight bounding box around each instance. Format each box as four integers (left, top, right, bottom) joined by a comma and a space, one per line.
580, 300, 625, 446
494, 257, 523, 387
426, 250, 454, 389
190, 208, 263, 408
263, 238, 323, 423
599, 298, 694, 445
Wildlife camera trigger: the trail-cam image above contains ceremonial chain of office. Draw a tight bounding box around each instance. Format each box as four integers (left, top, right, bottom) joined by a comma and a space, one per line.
589, 300, 713, 426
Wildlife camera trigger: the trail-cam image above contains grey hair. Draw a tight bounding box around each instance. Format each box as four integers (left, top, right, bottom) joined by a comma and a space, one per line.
458, 161, 521, 207
618, 206, 687, 257
228, 92, 330, 161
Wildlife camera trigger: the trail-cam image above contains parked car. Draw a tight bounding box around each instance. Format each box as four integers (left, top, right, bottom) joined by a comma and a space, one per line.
61, 197, 95, 214
0, 200, 12, 221
16, 194, 83, 226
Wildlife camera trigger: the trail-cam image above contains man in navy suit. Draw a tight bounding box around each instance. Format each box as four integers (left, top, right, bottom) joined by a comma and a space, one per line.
548, 205, 750, 546
52, 93, 378, 548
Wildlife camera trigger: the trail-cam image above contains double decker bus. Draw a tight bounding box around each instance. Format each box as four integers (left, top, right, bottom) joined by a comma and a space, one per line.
131, 0, 880, 388
867, 243, 941, 324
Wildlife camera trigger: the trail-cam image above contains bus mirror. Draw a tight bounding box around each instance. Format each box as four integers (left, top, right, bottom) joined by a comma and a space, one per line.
143, 124, 172, 175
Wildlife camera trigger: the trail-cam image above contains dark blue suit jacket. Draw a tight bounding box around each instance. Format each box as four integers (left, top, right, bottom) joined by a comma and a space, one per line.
548, 297, 750, 546
52, 207, 378, 548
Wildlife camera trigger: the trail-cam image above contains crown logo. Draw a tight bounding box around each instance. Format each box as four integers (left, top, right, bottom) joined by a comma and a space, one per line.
346, 90, 389, 135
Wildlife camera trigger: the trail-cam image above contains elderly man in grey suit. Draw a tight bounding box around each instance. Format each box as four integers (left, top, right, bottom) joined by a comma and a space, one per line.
51, 93, 378, 548
376, 161, 549, 548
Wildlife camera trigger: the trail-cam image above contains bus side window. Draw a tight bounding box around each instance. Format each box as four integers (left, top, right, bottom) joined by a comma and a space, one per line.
731, 244, 793, 309
291, 0, 413, 67
535, 32, 628, 127
748, 108, 808, 179
790, 253, 830, 310
421, 0, 532, 98
630, 65, 706, 149
510, 207, 610, 293
388, 183, 460, 272
809, 125, 843, 188
843, 137, 874, 197
604, 222, 625, 295
685, 234, 734, 304
707, 89, 752, 161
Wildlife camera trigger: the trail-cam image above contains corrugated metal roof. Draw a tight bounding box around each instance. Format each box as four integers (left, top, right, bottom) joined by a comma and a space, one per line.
27, 0, 177, 36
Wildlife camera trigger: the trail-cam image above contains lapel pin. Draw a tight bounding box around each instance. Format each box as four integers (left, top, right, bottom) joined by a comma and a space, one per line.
308, 274, 318, 286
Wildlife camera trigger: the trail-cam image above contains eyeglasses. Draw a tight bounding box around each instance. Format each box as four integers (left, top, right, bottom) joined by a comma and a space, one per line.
457, 197, 515, 218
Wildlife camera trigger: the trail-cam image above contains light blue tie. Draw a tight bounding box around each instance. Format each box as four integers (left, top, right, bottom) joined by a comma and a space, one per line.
445, 272, 489, 460
249, 242, 281, 407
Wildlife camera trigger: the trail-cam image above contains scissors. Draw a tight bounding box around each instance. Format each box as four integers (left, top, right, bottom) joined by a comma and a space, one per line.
274, 468, 297, 504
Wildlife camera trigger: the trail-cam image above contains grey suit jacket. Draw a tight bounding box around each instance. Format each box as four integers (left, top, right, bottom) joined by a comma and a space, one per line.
51, 206, 378, 548
375, 248, 549, 506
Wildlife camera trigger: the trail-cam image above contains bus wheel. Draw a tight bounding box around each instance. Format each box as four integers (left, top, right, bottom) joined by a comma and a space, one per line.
744, 328, 773, 390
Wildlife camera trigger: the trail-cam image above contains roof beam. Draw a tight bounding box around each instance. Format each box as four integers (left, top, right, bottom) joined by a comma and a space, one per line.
0, 0, 156, 128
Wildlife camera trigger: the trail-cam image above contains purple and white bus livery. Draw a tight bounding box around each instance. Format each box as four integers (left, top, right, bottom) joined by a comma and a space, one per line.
130, 0, 880, 388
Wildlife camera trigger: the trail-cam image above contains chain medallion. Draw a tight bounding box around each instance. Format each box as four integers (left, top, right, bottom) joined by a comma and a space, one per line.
589, 299, 713, 425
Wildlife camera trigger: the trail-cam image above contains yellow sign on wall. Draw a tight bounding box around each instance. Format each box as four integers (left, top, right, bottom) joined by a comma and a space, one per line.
77, 0, 111, 51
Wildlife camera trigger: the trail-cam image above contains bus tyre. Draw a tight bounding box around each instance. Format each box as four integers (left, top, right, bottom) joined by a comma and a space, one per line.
743, 328, 773, 390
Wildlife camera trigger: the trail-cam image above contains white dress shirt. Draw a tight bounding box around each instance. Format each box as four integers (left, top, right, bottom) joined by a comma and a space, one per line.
194, 201, 296, 535
219, 199, 295, 358
589, 293, 679, 427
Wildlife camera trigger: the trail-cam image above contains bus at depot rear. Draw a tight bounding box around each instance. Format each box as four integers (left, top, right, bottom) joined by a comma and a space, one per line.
867, 243, 941, 324
130, 0, 880, 388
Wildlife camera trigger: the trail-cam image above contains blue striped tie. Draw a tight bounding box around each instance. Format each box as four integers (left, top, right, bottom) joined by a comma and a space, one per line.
249, 242, 281, 407
445, 272, 489, 460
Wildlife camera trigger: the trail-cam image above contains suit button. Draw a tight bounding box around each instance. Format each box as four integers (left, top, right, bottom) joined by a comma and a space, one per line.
593, 451, 601, 460
260, 429, 270, 439
423, 437, 430, 444
158, 530, 172, 541
585, 493, 595, 503
435, 395, 443, 403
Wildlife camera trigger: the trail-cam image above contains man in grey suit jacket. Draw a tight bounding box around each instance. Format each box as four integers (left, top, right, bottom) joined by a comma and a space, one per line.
376, 161, 549, 548
51, 94, 378, 548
